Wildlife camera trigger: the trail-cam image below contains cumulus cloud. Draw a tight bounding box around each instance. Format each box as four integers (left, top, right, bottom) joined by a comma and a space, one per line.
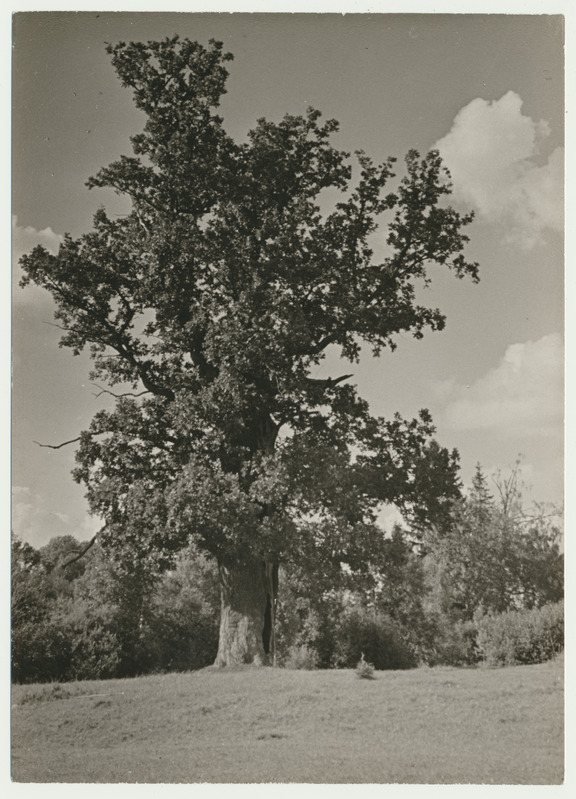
435, 92, 563, 249
12, 216, 63, 305
13, 216, 62, 257
12, 485, 63, 546
12, 485, 100, 548
437, 333, 563, 436
11, 486, 34, 531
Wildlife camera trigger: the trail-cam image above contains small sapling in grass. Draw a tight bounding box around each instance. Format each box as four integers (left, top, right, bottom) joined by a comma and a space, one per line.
355, 653, 375, 679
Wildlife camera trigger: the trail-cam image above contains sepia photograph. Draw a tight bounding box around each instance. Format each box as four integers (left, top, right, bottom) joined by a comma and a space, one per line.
11, 7, 565, 785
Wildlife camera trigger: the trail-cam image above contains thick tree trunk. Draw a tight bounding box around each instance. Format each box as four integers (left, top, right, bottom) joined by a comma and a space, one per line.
214, 558, 278, 667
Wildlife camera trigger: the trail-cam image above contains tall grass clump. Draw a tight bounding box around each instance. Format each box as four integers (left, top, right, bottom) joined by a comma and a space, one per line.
475, 600, 564, 666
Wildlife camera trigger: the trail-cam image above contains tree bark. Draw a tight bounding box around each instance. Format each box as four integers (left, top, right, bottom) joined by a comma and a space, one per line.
214, 557, 278, 667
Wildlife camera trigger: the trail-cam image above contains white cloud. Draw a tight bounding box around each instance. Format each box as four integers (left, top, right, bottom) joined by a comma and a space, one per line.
11, 486, 33, 533
437, 333, 563, 436
11, 484, 99, 548
12, 216, 63, 305
12, 216, 63, 258
435, 92, 563, 249
12, 485, 60, 546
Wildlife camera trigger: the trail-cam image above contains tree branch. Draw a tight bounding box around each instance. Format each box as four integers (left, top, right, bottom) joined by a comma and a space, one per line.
62, 527, 105, 568
42, 320, 72, 332
307, 332, 340, 357
33, 437, 82, 450
91, 383, 151, 400
42, 277, 176, 402
305, 373, 354, 388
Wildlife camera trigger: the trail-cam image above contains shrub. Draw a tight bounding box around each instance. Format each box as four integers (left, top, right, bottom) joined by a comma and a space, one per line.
332, 607, 418, 670
12, 618, 73, 684
475, 601, 564, 666
426, 615, 480, 667
282, 644, 319, 670
143, 603, 218, 673
355, 653, 375, 679
64, 610, 122, 681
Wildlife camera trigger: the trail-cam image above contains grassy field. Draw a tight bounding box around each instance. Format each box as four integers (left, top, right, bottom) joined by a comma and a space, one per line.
11, 657, 563, 784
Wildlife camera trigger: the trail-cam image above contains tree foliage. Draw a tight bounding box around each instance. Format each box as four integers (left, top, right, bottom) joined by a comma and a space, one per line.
424, 464, 563, 623
19, 37, 485, 666
475, 601, 564, 666
11, 535, 221, 683
20, 37, 476, 581
12, 459, 563, 682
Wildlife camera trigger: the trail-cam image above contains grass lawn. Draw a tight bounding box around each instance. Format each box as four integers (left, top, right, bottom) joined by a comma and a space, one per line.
11, 657, 563, 784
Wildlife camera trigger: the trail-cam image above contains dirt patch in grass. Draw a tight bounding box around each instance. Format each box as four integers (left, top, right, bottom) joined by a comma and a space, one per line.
11, 658, 563, 784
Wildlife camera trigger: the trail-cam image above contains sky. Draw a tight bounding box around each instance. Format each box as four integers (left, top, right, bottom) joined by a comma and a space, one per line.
11, 9, 565, 549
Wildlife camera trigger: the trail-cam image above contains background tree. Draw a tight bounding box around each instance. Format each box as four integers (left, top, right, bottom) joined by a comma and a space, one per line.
20, 35, 478, 667
11, 533, 86, 682
11, 534, 44, 634
39, 535, 89, 582
143, 546, 220, 672
424, 464, 563, 624
11, 536, 221, 683
275, 523, 432, 669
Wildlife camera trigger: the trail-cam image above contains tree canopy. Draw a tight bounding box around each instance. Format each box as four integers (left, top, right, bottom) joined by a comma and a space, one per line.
20, 36, 479, 665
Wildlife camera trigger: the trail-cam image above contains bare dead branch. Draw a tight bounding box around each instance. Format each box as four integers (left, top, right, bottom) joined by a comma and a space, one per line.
91, 383, 151, 400
41, 320, 72, 332
33, 437, 82, 450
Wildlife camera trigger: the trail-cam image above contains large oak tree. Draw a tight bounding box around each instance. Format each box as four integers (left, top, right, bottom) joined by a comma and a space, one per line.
21, 36, 478, 666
